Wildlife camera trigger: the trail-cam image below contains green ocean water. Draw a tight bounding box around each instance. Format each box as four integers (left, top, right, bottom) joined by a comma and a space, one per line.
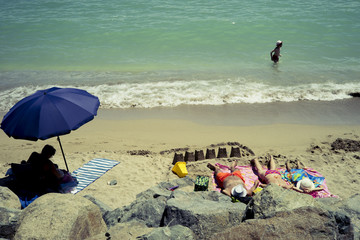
0, 0, 359, 109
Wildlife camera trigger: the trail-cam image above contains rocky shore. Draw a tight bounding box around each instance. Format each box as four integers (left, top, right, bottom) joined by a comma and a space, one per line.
1, 175, 359, 240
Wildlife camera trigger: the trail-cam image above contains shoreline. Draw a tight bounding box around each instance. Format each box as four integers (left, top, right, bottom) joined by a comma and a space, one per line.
96, 98, 360, 126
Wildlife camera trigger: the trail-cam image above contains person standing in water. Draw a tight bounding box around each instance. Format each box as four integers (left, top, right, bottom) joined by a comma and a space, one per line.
270, 40, 283, 63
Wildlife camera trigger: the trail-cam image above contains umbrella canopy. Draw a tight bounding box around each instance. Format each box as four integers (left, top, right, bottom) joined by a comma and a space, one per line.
1, 87, 100, 171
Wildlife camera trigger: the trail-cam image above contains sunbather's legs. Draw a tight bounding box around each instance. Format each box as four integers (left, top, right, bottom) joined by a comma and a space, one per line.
230, 160, 238, 173
268, 155, 276, 170
207, 163, 221, 175
251, 158, 266, 177
296, 160, 306, 169
285, 160, 291, 172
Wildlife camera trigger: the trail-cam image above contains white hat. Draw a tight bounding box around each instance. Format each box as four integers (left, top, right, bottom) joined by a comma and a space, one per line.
276, 40, 283, 46
231, 184, 247, 199
296, 177, 315, 191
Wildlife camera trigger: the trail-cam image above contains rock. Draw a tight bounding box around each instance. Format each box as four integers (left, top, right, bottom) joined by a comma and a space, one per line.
0, 186, 20, 209
138, 225, 196, 240
0, 206, 21, 239
136, 176, 194, 202
83, 195, 113, 218
108, 179, 117, 185
86, 221, 153, 240
104, 195, 168, 228
244, 184, 318, 220
331, 138, 360, 152
14, 193, 107, 240
162, 191, 246, 239
211, 206, 353, 240
340, 194, 360, 239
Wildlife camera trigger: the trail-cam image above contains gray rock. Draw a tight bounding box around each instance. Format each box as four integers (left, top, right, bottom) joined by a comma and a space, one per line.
211, 206, 353, 240
104, 195, 168, 228
136, 176, 194, 201
316, 194, 360, 239
139, 225, 195, 240
331, 138, 360, 152
14, 193, 107, 240
86, 221, 153, 240
0, 186, 20, 209
83, 194, 113, 218
162, 191, 246, 239
0, 207, 21, 239
244, 184, 318, 220
340, 194, 360, 239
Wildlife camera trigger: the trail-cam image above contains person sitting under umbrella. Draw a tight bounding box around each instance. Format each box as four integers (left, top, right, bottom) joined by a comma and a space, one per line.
27, 145, 64, 193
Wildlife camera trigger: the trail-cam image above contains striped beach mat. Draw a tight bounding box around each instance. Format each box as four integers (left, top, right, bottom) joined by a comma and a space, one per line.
71, 158, 120, 194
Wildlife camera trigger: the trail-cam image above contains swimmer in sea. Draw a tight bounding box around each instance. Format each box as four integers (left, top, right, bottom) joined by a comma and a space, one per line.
270, 40, 283, 63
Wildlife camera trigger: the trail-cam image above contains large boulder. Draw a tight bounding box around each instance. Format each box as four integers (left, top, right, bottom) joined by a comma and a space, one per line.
0, 186, 20, 209
104, 195, 168, 228
136, 176, 194, 202
138, 225, 196, 240
162, 190, 246, 239
316, 193, 360, 239
83, 194, 113, 218
86, 221, 153, 240
0, 206, 21, 239
244, 184, 318, 220
339, 194, 360, 239
104, 177, 194, 228
211, 206, 353, 240
14, 193, 107, 240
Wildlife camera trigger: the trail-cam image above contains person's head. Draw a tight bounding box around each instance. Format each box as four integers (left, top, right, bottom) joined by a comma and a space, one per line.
41, 145, 56, 158
296, 177, 315, 191
231, 184, 247, 200
276, 40, 283, 47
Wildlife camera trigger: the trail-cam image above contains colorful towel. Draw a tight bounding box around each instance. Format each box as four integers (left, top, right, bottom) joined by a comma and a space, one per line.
281, 168, 336, 198
211, 163, 337, 198
211, 163, 259, 192
71, 158, 120, 194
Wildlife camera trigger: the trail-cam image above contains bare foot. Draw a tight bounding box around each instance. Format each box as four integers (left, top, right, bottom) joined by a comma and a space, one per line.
250, 158, 256, 166
230, 160, 238, 172
296, 160, 306, 169
285, 160, 291, 172
207, 163, 216, 171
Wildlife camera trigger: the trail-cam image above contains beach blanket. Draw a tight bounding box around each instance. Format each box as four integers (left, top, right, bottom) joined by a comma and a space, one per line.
211, 163, 337, 198
211, 163, 259, 192
70, 158, 120, 194
281, 168, 336, 198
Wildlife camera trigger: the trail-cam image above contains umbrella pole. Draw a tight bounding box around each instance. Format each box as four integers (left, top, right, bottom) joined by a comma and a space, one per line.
57, 136, 70, 172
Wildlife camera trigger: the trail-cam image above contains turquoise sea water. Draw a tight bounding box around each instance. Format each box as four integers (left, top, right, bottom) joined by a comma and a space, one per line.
0, 0, 359, 111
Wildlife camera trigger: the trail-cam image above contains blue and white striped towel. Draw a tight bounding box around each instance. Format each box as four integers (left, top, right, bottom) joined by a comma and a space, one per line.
71, 158, 120, 194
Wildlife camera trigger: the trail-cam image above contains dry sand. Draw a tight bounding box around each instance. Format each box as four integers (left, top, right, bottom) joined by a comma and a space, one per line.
1, 99, 360, 209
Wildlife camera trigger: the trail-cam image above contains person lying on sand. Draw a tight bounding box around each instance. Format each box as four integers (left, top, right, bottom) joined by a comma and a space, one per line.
251, 155, 293, 190
285, 160, 324, 193
207, 161, 259, 200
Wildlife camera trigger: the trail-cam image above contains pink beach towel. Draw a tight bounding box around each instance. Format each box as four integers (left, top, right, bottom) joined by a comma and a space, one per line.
211, 163, 337, 198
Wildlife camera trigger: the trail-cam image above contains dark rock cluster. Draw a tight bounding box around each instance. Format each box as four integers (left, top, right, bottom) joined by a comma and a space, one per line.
1, 177, 359, 239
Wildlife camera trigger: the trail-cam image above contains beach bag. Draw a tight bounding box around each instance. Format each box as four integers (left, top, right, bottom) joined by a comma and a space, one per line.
194, 175, 209, 191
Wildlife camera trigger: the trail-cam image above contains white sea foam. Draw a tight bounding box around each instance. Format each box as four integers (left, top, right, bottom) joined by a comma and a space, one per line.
0, 80, 359, 113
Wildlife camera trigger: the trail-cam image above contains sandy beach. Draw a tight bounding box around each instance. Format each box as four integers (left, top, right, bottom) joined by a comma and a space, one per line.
1, 99, 360, 209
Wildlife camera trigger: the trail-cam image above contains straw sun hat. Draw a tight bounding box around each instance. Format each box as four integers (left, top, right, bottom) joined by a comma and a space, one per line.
231, 184, 247, 199
296, 177, 315, 191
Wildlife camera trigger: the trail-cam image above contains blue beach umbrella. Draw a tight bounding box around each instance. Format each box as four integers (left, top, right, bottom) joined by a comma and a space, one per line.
0, 87, 100, 172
